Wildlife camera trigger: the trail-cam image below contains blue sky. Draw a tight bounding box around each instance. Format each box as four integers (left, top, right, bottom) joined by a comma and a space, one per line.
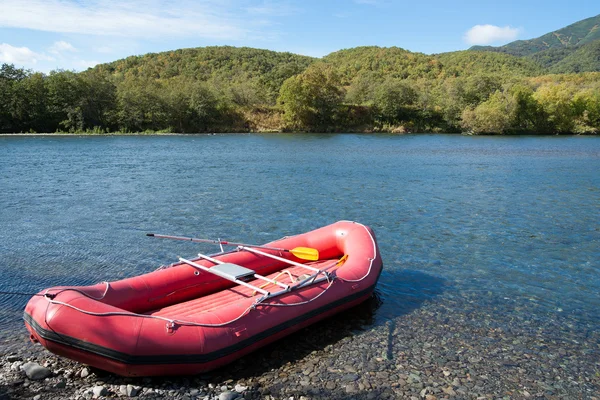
0, 0, 598, 73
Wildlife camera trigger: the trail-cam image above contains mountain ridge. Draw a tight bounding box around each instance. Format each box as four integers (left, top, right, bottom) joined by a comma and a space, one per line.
468, 14, 600, 72
470, 14, 600, 56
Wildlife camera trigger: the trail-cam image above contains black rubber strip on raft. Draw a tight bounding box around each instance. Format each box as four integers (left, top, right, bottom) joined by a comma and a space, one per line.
23, 282, 377, 366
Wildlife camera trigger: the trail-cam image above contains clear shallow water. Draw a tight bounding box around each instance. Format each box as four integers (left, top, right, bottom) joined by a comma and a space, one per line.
0, 134, 599, 347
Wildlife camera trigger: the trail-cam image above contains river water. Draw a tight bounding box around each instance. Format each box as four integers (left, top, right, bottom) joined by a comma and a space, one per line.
1, 134, 599, 353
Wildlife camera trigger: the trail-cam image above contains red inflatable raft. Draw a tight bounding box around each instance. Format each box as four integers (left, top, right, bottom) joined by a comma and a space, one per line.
24, 221, 382, 376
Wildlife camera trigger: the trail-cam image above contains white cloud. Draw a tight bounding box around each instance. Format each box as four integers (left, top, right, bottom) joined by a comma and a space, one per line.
0, 0, 250, 40
0, 43, 53, 64
48, 41, 77, 54
464, 24, 522, 45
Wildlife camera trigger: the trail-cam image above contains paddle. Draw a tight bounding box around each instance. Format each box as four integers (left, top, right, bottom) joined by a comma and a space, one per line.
146, 233, 319, 261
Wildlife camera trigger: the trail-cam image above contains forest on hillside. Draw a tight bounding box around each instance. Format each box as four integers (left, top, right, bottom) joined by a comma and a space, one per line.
1, 46, 599, 135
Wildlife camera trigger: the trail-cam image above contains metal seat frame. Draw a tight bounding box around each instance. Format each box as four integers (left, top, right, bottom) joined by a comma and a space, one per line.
178, 248, 330, 301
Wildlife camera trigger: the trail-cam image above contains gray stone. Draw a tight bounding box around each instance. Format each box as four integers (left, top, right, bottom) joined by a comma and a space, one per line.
375, 371, 389, 379
33, 395, 41, 400
219, 391, 240, 400
21, 362, 52, 380
234, 384, 248, 393
92, 385, 108, 398
80, 368, 90, 378
343, 364, 357, 373
126, 384, 140, 397
345, 383, 358, 393
6, 355, 21, 363
443, 386, 457, 396
10, 361, 23, 372
54, 379, 67, 389
341, 373, 359, 382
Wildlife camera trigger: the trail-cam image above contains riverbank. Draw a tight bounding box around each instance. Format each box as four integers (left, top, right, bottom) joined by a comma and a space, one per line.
2, 291, 598, 400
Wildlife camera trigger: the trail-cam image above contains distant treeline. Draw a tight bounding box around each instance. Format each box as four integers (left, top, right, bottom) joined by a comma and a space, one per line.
1, 46, 599, 134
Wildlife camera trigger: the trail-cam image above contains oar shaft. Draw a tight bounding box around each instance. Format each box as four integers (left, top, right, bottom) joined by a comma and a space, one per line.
148, 233, 288, 253
147, 234, 224, 245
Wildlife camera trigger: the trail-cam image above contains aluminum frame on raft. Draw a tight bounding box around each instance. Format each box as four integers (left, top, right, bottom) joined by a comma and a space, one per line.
178, 248, 331, 302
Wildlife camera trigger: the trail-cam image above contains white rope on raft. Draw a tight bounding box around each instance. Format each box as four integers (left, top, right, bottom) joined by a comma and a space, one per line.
42, 222, 377, 329
43, 273, 336, 329
45, 296, 258, 328
259, 276, 335, 307
331, 221, 378, 283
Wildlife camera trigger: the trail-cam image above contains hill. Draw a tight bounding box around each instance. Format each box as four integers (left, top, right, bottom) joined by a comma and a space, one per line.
434, 50, 544, 77
94, 46, 316, 103
97, 46, 315, 81
321, 46, 442, 82
1, 25, 599, 135
548, 40, 600, 73
469, 14, 600, 73
470, 14, 600, 57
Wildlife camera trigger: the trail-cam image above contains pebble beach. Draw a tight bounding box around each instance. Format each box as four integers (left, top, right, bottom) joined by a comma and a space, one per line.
1, 288, 598, 400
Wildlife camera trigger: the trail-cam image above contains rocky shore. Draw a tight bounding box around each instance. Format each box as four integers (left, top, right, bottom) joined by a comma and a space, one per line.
1, 291, 598, 400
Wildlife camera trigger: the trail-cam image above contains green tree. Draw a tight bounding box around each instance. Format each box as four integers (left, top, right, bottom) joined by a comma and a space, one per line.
533, 83, 578, 133
116, 78, 169, 131
78, 71, 117, 130
45, 70, 116, 132
46, 70, 87, 131
573, 88, 600, 133
277, 64, 344, 131
345, 72, 379, 105
461, 90, 516, 134
11, 72, 49, 132
372, 78, 417, 124
0, 64, 29, 132
188, 81, 220, 131
508, 83, 549, 133
461, 74, 503, 105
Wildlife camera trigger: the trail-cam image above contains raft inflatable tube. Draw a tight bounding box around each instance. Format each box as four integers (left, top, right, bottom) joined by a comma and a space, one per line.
24, 221, 382, 376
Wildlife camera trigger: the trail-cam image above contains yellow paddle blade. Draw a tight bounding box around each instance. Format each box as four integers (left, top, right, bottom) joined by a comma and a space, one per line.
290, 247, 319, 261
